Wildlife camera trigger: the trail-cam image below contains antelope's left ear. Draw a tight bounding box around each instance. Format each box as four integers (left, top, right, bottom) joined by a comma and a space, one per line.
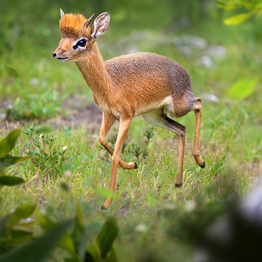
91, 12, 110, 40
60, 8, 65, 18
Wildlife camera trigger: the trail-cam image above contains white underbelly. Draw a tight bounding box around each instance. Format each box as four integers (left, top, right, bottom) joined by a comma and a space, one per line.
134, 95, 173, 117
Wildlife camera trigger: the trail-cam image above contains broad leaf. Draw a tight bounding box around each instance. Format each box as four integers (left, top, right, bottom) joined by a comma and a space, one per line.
5, 65, 19, 78
85, 245, 97, 262
9, 205, 36, 228
0, 219, 72, 262
104, 247, 118, 262
10, 229, 32, 243
95, 217, 119, 259
37, 212, 79, 261
227, 77, 259, 100
0, 129, 22, 158
0, 155, 31, 168
224, 12, 254, 25
0, 176, 25, 186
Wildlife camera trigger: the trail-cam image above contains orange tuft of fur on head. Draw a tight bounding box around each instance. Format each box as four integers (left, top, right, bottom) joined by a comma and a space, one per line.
59, 13, 90, 39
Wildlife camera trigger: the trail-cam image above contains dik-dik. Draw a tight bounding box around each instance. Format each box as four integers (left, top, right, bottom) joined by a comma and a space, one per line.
53, 10, 205, 209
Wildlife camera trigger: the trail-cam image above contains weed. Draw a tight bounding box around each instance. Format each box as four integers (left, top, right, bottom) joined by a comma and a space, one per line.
23, 126, 68, 178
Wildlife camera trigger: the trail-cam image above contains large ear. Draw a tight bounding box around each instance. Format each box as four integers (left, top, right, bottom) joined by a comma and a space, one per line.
90, 12, 110, 40
60, 8, 65, 18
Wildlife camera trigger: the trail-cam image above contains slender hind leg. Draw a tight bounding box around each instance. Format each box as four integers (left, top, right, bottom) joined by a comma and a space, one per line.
142, 109, 186, 186
191, 97, 205, 168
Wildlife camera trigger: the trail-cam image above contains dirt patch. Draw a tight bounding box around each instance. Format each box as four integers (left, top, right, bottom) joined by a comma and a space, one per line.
0, 95, 102, 133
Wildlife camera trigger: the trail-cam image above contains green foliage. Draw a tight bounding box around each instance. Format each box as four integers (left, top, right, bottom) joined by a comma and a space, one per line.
5, 65, 19, 79
0, 219, 72, 262
0, 203, 119, 262
95, 217, 119, 260
0, 204, 36, 254
6, 90, 63, 120
226, 77, 259, 100
217, 0, 262, 24
23, 126, 68, 177
130, 143, 143, 160
0, 129, 30, 184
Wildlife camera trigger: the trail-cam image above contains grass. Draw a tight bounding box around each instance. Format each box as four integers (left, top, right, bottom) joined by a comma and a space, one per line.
0, 0, 262, 261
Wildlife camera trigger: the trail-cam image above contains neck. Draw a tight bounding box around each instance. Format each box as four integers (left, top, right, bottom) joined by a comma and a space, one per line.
76, 43, 112, 96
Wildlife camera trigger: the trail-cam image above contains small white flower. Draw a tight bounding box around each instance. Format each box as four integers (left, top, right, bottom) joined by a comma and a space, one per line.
184, 200, 197, 212
134, 223, 148, 233
62, 146, 67, 151
20, 217, 33, 223
39, 134, 44, 138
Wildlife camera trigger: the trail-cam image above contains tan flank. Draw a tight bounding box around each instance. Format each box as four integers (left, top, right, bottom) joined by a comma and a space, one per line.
53, 11, 205, 209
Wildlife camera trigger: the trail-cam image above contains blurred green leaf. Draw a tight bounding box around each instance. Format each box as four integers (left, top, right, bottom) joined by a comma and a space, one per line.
36, 211, 79, 261
217, 1, 242, 10
85, 245, 97, 262
95, 217, 119, 259
0, 129, 22, 158
10, 229, 32, 243
0, 155, 31, 168
0, 176, 25, 186
0, 215, 10, 238
63, 125, 71, 138
104, 248, 118, 262
74, 203, 86, 259
5, 65, 19, 78
9, 205, 36, 228
224, 12, 254, 25
97, 189, 114, 198
0, 219, 72, 262
227, 77, 259, 100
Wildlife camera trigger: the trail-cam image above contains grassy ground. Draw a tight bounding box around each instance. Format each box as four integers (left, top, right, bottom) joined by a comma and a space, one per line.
0, 0, 262, 261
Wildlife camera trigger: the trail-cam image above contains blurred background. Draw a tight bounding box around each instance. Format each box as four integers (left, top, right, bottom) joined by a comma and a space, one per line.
0, 1, 262, 261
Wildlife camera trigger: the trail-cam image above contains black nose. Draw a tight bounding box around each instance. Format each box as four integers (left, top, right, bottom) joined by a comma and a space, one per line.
52, 53, 56, 58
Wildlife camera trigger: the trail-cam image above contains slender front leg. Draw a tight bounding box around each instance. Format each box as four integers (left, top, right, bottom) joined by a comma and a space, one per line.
99, 112, 137, 170
101, 118, 132, 210
191, 97, 205, 168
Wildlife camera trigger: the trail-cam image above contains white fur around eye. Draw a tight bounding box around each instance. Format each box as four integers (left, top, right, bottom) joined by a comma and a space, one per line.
73, 37, 88, 50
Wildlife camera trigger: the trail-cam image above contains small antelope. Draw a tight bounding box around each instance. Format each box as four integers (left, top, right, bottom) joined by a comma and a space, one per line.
53, 10, 205, 209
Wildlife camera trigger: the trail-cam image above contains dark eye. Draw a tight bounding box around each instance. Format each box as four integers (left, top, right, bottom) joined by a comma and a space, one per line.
73, 39, 87, 50
77, 39, 87, 47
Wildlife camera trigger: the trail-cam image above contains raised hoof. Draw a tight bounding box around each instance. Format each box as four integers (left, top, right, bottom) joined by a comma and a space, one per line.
134, 162, 138, 169
175, 183, 182, 188
200, 161, 205, 169
100, 205, 108, 211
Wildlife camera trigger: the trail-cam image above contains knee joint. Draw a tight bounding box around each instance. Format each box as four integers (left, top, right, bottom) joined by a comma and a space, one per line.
99, 137, 106, 146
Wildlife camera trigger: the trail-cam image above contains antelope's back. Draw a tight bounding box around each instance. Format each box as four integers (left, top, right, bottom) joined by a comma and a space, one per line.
105, 52, 193, 100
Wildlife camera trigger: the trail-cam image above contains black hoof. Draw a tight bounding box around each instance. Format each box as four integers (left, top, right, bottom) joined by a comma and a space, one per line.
100, 205, 108, 211
134, 162, 138, 169
175, 183, 182, 188
200, 161, 205, 169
